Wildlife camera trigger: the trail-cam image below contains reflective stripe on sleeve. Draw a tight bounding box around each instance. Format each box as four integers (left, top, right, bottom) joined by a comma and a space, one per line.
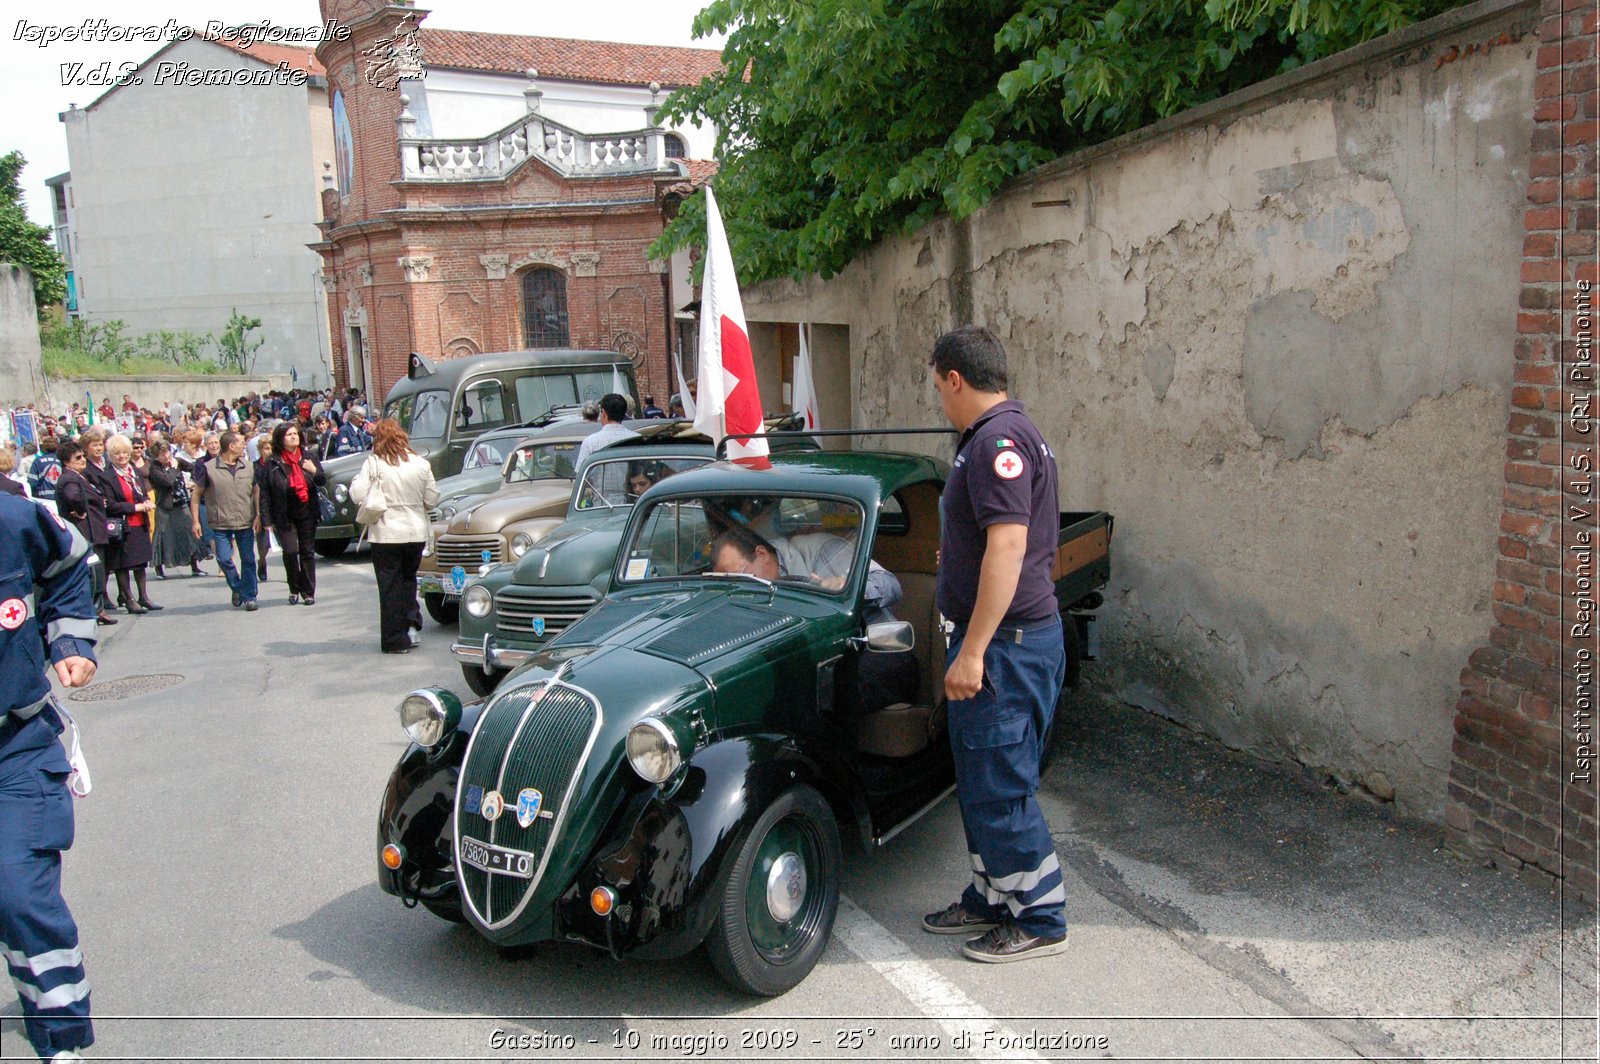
39, 523, 91, 580
46, 617, 97, 645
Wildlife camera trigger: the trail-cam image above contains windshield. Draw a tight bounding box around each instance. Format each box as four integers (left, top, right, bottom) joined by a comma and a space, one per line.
408, 391, 449, 440
463, 436, 518, 472
505, 441, 583, 484
618, 494, 863, 592
574, 456, 710, 511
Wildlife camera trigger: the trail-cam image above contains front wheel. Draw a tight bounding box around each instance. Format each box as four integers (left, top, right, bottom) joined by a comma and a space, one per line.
461, 662, 505, 698
313, 536, 351, 559
424, 592, 460, 625
707, 784, 840, 997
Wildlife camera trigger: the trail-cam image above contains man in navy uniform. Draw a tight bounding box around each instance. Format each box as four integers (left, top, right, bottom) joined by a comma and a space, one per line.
924, 325, 1067, 963
0, 493, 98, 1058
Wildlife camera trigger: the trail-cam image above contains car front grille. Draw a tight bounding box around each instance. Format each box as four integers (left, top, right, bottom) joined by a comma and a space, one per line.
455, 682, 601, 928
494, 589, 598, 639
435, 535, 502, 569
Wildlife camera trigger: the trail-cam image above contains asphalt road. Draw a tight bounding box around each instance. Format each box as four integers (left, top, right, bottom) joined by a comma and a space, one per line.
3, 549, 1595, 1062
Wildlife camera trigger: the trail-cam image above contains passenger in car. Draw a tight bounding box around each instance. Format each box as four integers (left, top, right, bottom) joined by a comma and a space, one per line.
710, 526, 919, 712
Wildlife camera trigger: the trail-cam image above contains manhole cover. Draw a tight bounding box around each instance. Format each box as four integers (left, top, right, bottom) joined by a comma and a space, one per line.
68, 673, 186, 702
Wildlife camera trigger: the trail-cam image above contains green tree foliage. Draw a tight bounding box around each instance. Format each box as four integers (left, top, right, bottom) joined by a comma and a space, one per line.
0, 151, 67, 314
217, 308, 265, 374
656, 0, 1467, 283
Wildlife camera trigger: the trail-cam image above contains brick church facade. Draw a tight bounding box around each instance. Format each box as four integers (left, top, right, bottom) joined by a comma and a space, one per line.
311, 0, 721, 402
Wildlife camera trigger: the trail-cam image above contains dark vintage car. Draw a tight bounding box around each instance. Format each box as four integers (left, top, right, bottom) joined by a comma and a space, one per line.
376, 448, 1112, 995
452, 415, 814, 695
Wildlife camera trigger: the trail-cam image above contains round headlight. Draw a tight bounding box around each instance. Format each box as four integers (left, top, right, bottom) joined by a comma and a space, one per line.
439, 503, 457, 519
463, 584, 493, 618
399, 689, 461, 748
510, 532, 535, 558
333, 483, 349, 503
626, 719, 681, 783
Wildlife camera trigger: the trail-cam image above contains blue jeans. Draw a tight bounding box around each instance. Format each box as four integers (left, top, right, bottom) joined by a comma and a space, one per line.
211, 528, 258, 602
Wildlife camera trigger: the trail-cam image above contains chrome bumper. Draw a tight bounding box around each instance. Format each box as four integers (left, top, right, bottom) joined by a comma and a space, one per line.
450, 633, 538, 672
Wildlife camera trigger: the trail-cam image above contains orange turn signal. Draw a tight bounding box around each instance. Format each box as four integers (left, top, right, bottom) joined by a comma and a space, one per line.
381, 843, 405, 870
589, 886, 616, 916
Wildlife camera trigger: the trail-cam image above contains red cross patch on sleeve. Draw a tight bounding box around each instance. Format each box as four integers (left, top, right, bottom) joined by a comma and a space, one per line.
0, 598, 28, 630
993, 449, 1025, 480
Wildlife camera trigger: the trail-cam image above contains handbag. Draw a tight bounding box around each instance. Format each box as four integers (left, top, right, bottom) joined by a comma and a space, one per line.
355, 458, 388, 526
105, 517, 126, 542
318, 491, 336, 523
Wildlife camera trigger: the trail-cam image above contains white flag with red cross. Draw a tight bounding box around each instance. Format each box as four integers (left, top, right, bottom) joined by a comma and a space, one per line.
794, 323, 820, 431
692, 186, 769, 466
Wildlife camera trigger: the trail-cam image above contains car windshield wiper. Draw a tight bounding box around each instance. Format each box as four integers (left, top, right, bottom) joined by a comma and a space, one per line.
703, 572, 775, 589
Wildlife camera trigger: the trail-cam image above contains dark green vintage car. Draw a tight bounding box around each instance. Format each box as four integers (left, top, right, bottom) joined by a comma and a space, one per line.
376, 449, 1112, 995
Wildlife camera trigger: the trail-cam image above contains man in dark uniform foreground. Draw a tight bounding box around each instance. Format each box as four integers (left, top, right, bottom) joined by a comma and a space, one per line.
924, 325, 1068, 963
0, 493, 99, 1058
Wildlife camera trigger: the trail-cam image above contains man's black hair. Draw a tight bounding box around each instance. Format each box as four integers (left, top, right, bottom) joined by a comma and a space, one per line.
56, 439, 82, 463
930, 325, 1008, 394
711, 524, 775, 566
599, 393, 629, 422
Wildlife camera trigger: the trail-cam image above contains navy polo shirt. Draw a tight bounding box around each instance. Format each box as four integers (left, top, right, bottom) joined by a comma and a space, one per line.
937, 400, 1060, 625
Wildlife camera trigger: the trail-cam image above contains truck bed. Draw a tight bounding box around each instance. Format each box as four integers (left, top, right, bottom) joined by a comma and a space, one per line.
1053, 511, 1112, 609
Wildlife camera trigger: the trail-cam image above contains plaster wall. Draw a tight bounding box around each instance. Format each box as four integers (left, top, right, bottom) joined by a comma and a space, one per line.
47, 374, 292, 412
61, 37, 334, 386
0, 266, 46, 408
744, 0, 1539, 819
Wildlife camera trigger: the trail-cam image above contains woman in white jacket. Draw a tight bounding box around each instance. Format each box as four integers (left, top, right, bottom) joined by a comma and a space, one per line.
351, 419, 441, 654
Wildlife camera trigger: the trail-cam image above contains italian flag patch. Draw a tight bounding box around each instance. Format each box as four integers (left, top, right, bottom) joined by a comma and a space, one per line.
994, 438, 1016, 448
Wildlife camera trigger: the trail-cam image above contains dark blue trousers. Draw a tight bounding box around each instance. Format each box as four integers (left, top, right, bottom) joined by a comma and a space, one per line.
0, 708, 92, 1059
946, 615, 1067, 938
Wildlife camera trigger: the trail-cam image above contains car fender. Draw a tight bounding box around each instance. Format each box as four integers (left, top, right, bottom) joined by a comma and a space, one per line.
556, 733, 862, 960
375, 698, 486, 904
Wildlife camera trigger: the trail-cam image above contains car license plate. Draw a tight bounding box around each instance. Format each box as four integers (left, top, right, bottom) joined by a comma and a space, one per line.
459, 836, 534, 879
418, 572, 444, 593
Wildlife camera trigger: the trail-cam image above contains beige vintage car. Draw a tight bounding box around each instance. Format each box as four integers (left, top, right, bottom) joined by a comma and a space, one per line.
417, 423, 598, 623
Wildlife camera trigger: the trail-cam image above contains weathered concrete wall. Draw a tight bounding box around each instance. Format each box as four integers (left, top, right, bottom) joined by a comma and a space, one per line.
45, 374, 293, 412
0, 265, 46, 409
744, 0, 1540, 820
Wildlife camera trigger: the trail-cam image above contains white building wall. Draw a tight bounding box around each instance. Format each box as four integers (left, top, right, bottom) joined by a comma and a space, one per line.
417, 69, 717, 159
61, 37, 334, 386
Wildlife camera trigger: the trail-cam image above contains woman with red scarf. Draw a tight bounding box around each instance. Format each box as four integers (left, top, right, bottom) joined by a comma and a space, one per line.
260, 422, 326, 605
104, 434, 160, 613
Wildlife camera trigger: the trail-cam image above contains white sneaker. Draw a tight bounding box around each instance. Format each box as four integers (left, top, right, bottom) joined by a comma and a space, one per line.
408, 628, 421, 647
52, 1051, 87, 1062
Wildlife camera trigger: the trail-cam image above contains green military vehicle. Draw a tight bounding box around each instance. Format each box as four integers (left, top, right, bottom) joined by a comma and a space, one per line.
314, 350, 637, 557
376, 444, 1112, 995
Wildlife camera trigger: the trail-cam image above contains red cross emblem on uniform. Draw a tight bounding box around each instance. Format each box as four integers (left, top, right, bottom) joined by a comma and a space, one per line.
994, 449, 1025, 480
0, 598, 27, 631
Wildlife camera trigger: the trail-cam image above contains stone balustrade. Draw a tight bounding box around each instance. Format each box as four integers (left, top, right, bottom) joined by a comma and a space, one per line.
399, 111, 670, 181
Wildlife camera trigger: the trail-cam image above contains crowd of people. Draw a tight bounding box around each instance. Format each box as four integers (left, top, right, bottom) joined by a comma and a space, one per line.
0, 388, 372, 622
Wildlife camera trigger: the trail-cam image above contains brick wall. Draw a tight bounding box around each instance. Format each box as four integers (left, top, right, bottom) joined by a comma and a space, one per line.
1448, 0, 1598, 900
312, 0, 677, 401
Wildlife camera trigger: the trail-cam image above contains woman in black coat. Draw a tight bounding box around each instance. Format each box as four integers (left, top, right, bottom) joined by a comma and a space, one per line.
103, 434, 160, 614
54, 439, 117, 626
260, 421, 326, 605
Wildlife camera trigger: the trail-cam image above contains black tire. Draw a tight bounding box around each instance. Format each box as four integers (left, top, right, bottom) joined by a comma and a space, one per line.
424, 592, 460, 625
707, 784, 841, 997
313, 536, 351, 559
421, 897, 467, 924
461, 662, 505, 698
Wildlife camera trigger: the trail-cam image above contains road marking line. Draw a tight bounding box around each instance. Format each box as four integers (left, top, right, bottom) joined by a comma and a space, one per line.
833, 894, 1044, 1062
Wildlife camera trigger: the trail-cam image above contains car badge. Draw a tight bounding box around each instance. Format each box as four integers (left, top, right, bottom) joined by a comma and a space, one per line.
464, 785, 484, 815
481, 549, 493, 563
450, 564, 467, 590
516, 788, 545, 828
480, 789, 504, 822
532, 617, 546, 637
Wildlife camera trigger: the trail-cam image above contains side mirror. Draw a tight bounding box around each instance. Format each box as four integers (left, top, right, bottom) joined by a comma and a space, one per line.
866, 620, 914, 653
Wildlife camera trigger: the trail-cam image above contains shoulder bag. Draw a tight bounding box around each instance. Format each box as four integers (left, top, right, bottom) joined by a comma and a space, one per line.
355, 457, 389, 526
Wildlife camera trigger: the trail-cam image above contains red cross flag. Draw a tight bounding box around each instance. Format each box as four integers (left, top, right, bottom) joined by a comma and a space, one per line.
692, 186, 769, 467
794, 322, 820, 431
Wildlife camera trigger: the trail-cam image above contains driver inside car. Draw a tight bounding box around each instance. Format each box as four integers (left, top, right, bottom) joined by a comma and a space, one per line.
710, 526, 920, 712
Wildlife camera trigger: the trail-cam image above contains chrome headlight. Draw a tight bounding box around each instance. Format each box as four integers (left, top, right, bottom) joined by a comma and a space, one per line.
333, 483, 349, 503
626, 718, 682, 783
438, 503, 458, 519
462, 584, 493, 618
399, 688, 462, 748
510, 531, 535, 558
